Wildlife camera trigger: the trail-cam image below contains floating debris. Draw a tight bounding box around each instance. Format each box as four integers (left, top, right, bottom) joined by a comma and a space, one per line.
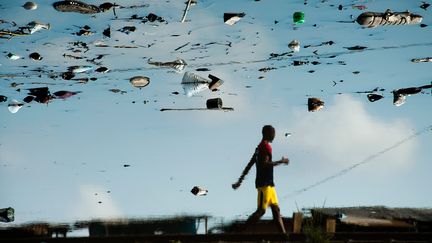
293, 11, 305, 24
27, 87, 52, 103
293, 60, 309, 66
29, 52, 42, 61
23, 96, 34, 103
0, 95, 7, 102
8, 99, 24, 114
344, 45, 367, 51
148, 58, 187, 72
75, 29, 94, 36
99, 2, 117, 12
6, 53, 20, 60
0, 207, 14, 223
53, 91, 81, 99
206, 98, 222, 109
196, 68, 210, 72
304, 41, 334, 48
68, 65, 92, 73
23, 2, 38, 10
392, 87, 422, 106
356, 10, 423, 28
26, 21, 50, 34
118, 26, 136, 34
367, 93, 384, 102
181, 72, 209, 97
224, 12, 245, 25
420, 2, 430, 10
191, 186, 208, 196
62, 71, 75, 80
95, 67, 109, 73
103, 27, 110, 37
288, 40, 300, 52
208, 74, 223, 91
109, 89, 126, 94
411, 57, 432, 63
146, 13, 164, 23
130, 76, 150, 88
308, 97, 324, 112
352, 5, 366, 10
53, 1, 101, 14
258, 67, 277, 72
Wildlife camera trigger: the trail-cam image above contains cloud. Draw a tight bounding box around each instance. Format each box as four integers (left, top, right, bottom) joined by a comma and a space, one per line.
288, 95, 418, 172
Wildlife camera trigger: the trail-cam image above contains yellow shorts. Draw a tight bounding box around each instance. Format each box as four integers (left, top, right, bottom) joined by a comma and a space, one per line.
257, 186, 279, 210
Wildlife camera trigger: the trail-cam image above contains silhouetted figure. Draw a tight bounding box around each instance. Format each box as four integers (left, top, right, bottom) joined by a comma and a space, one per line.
232, 125, 289, 234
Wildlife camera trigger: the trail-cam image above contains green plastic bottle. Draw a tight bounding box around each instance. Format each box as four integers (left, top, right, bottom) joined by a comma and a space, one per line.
293, 12, 305, 24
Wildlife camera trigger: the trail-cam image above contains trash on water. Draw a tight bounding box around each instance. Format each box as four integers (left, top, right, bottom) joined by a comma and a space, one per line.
53, 91, 81, 99
206, 98, 223, 109
161, 98, 233, 112
53, 1, 101, 14
95, 67, 109, 73
352, 5, 367, 10
308, 97, 324, 112
68, 65, 92, 73
99, 2, 117, 12
130, 76, 150, 88
288, 40, 300, 52
208, 74, 224, 91
62, 71, 75, 80
293, 12, 305, 24
27, 87, 52, 103
0, 207, 14, 223
392, 87, 422, 106
367, 93, 384, 102
0, 95, 7, 102
420, 2, 430, 10
26, 21, 50, 34
224, 12, 245, 25
118, 26, 136, 34
411, 57, 432, 63
191, 186, 208, 196
344, 45, 367, 51
8, 99, 24, 114
145, 13, 165, 23
293, 60, 309, 66
181, 72, 209, 97
148, 58, 187, 72
356, 10, 422, 28
6, 53, 20, 60
29, 52, 42, 61
103, 27, 111, 38
23, 2, 38, 10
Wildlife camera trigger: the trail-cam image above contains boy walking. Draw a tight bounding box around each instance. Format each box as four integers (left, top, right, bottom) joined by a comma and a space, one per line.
232, 125, 289, 234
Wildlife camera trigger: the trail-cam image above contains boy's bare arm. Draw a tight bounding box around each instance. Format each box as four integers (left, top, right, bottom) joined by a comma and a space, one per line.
232, 156, 256, 189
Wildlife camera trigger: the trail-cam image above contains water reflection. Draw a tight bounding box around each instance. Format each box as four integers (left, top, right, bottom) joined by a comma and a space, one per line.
0, 0, 431, 230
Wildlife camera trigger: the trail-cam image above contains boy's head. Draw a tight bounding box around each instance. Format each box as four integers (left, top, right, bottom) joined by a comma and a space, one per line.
262, 125, 275, 142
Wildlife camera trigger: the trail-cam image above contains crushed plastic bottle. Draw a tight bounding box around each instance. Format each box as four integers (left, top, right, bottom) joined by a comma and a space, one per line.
356, 10, 422, 28
293, 12, 305, 24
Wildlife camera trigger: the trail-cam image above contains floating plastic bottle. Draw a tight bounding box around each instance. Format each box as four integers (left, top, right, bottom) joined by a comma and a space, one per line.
356, 10, 422, 28
293, 12, 305, 24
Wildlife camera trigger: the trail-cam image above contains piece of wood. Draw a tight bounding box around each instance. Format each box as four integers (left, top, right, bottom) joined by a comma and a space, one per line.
326, 218, 336, 233
293, 212, 303, 233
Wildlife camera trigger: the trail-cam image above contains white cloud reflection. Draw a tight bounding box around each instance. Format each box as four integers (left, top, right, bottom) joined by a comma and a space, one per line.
73, 185, 121, 220
289, 95, 418, 171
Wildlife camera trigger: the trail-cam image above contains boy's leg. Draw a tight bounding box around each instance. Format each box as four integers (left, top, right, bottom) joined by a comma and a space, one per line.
271, 204, 286, 234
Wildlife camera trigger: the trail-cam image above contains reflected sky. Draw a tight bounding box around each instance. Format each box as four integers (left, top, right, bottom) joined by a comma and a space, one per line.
0, 0, 431, 225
